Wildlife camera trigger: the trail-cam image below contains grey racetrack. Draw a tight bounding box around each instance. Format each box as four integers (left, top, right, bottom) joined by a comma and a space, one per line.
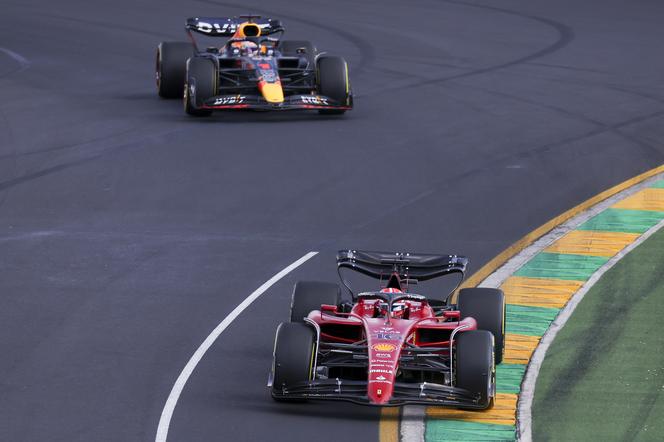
1, 0, 663, 440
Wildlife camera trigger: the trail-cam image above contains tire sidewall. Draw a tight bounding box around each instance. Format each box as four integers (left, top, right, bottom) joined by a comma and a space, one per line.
316, 56, 351, 108
184, 57, 216, 116
271, 322, 317, 399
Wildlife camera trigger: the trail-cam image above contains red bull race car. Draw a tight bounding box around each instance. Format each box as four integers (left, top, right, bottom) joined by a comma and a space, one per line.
156, 16, 352, 116
269, 250, 505, 409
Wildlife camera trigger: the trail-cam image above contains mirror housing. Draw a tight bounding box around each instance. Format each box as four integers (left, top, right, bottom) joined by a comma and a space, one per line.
442, 310, 461, 320
320, 304, 338, 314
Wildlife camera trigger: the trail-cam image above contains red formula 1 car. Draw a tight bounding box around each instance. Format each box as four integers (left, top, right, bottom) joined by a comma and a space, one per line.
268, 250, 505, 409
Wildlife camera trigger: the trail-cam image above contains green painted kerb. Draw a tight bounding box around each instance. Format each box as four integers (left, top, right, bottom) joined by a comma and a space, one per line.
426, 420, 515, 441
577, 208, 664, 233
424, 177, 664, 442
506, 304, 559, 336
513, 252, 607, 281
496, 364, 526, 394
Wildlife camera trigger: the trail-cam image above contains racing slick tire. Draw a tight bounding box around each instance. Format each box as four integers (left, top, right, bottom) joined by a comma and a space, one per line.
184, 57, 216, 117
290, 280, 341, 323
278, 40, 317, 63
271, 322, 317, 401
455, 330, 495, 410
458, 288, 505, 365
316, 56, 351, 115
156, 42, 194, 98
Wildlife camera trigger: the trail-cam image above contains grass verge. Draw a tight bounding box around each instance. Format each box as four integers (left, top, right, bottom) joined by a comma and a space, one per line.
533, 228, 664, 441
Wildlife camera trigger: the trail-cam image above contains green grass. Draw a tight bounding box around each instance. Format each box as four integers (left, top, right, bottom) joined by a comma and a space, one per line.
533, 227, 664, 441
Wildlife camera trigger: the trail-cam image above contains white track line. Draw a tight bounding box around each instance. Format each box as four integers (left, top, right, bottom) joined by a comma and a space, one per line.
155, 251, 318, 442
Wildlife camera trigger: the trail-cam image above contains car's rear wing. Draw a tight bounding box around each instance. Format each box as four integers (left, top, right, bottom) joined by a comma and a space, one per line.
337, 250, 468, 281
185, 16, 284, 37
337, 250, 468, 303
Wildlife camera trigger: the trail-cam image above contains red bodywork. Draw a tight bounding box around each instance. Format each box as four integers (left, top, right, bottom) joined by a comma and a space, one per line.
308, 284, 477, 405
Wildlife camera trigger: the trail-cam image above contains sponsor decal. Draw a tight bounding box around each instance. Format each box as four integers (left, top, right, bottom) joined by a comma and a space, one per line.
370, 369, 392, 374
372, 332, 402, 340
214, 95, 245, 105
195, 21, 269, 34
378, 327, 397, 332
260, 70, 277, 82
376, 375, 387, 381
369, 379, 390, 384
372, 343, 396, 352
375, 353, 393, 358
301, 95, 329, 105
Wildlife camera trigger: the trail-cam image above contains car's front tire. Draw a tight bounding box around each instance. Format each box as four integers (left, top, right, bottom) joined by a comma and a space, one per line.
184, 57, 216, 117
271, 322, 317, 401
316, 56, 351, 115
455, 330, 495, 409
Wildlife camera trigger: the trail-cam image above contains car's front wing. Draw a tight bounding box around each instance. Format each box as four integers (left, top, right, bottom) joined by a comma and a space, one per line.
199, 94, 352, 111
269, 378, 486, 408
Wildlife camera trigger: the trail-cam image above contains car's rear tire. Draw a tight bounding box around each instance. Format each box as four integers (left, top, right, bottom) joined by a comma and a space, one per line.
316, 56, 351, 115
458, 288, 505, 365
271, 322, 317, 401
455, 330, 495, 409
156, 42, 193, 98
279, 40, 317, 61
290, 281, 341, 323
184, 57, 216, 117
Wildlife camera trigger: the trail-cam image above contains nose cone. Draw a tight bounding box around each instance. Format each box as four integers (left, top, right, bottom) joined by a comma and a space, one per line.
367, 340, 400, 404
368, 373, 395, 404
260, 82, 284, 103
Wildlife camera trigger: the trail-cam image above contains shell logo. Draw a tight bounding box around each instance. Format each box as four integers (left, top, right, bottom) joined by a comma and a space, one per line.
372, 343, 396, 352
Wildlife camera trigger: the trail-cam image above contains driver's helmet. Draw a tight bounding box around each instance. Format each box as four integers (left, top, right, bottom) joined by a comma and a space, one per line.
379, 288, 407, 318
229, 22, 261, 54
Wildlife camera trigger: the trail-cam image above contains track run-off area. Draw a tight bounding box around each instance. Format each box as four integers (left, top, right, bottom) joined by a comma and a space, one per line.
2, 0, 664, 441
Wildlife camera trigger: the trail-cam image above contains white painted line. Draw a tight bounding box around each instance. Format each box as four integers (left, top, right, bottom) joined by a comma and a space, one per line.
400, 406, 426, 442
517, 216, 664, 441
155, 251, 318, 442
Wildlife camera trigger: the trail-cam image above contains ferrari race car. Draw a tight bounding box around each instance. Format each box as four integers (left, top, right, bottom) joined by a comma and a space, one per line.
269, 250, 506, 408
155, 16, 353, 116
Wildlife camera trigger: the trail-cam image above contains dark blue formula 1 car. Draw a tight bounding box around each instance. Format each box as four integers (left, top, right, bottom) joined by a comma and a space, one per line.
156, 16, 353, 116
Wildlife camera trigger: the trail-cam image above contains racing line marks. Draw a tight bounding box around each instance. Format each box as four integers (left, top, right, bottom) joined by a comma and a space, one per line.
155, 251, 318, 442
367, 0, 574, 97
0, 47, 30, 78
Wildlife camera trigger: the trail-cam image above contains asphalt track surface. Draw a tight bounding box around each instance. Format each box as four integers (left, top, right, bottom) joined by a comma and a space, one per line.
1, 0, 663, 441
